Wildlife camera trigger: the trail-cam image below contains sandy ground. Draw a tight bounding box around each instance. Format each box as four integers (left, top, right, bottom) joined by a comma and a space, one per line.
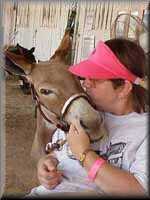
3, 76, 39, 198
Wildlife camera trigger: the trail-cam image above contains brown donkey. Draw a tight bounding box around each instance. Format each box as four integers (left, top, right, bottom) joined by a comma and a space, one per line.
4, 30, 106, 162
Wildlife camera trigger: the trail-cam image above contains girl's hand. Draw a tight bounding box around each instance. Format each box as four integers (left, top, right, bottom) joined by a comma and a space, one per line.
67, 119, 90, 159
37, 154, 62, 189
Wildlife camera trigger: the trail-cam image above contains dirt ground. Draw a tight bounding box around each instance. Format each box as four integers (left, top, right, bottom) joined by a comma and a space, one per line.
3, 76, 39, 198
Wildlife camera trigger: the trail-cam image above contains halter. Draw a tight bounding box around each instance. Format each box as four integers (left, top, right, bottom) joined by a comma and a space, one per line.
30, 83, 92, 132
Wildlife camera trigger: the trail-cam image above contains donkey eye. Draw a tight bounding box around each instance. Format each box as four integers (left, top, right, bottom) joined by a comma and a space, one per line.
40, 88, 53, 95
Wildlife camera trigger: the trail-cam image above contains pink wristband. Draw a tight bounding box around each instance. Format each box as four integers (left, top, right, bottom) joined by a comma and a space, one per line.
88, 158, 106, 181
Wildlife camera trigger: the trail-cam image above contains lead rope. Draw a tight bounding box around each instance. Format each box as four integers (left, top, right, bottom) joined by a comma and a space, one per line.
45, 129, 67, 153
45, 139, 67, 153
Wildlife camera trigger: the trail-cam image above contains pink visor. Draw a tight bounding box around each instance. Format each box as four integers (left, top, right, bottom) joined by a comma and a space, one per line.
69, 41, 141, 85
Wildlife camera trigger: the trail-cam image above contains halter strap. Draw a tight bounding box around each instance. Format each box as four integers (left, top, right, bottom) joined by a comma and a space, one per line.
61, 93, 91, 118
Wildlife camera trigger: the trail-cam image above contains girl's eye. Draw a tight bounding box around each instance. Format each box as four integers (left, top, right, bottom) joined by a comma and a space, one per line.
77, 76, 85, 81
40, 88, 53, 95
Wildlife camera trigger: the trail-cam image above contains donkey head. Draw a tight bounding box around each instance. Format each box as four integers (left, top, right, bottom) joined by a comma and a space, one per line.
4, 31, 106, 158
5, 44, 36, 76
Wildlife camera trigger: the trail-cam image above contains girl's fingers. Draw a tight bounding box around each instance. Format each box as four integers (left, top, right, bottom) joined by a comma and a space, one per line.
39, 171, 62, 186
41, 177, 61, 189
44, 158, 58, 171
38, 157, 58, 178
38, 168, 62, 180
71, 119, 85, 134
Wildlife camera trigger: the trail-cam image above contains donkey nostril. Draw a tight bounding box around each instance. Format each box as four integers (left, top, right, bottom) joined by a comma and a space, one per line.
80, 119, 88, 129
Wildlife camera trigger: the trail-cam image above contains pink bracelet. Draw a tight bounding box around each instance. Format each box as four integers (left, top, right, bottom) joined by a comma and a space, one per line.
88, 158, 106, 181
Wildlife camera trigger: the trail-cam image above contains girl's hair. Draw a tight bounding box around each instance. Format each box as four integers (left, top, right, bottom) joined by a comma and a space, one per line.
105, 38, 148, 113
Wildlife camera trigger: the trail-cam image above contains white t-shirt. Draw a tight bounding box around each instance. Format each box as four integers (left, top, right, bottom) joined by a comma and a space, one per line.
100, 112, 148, 192
28, 112, 148, 197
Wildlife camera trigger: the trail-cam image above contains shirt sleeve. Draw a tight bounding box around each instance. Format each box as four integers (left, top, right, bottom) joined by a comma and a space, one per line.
129, 137, 148, 192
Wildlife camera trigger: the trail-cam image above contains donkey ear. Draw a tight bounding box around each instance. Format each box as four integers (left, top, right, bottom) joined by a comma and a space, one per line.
5, 51, 33, 75
50, 31, 72, 63
30, 47, 35, 53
